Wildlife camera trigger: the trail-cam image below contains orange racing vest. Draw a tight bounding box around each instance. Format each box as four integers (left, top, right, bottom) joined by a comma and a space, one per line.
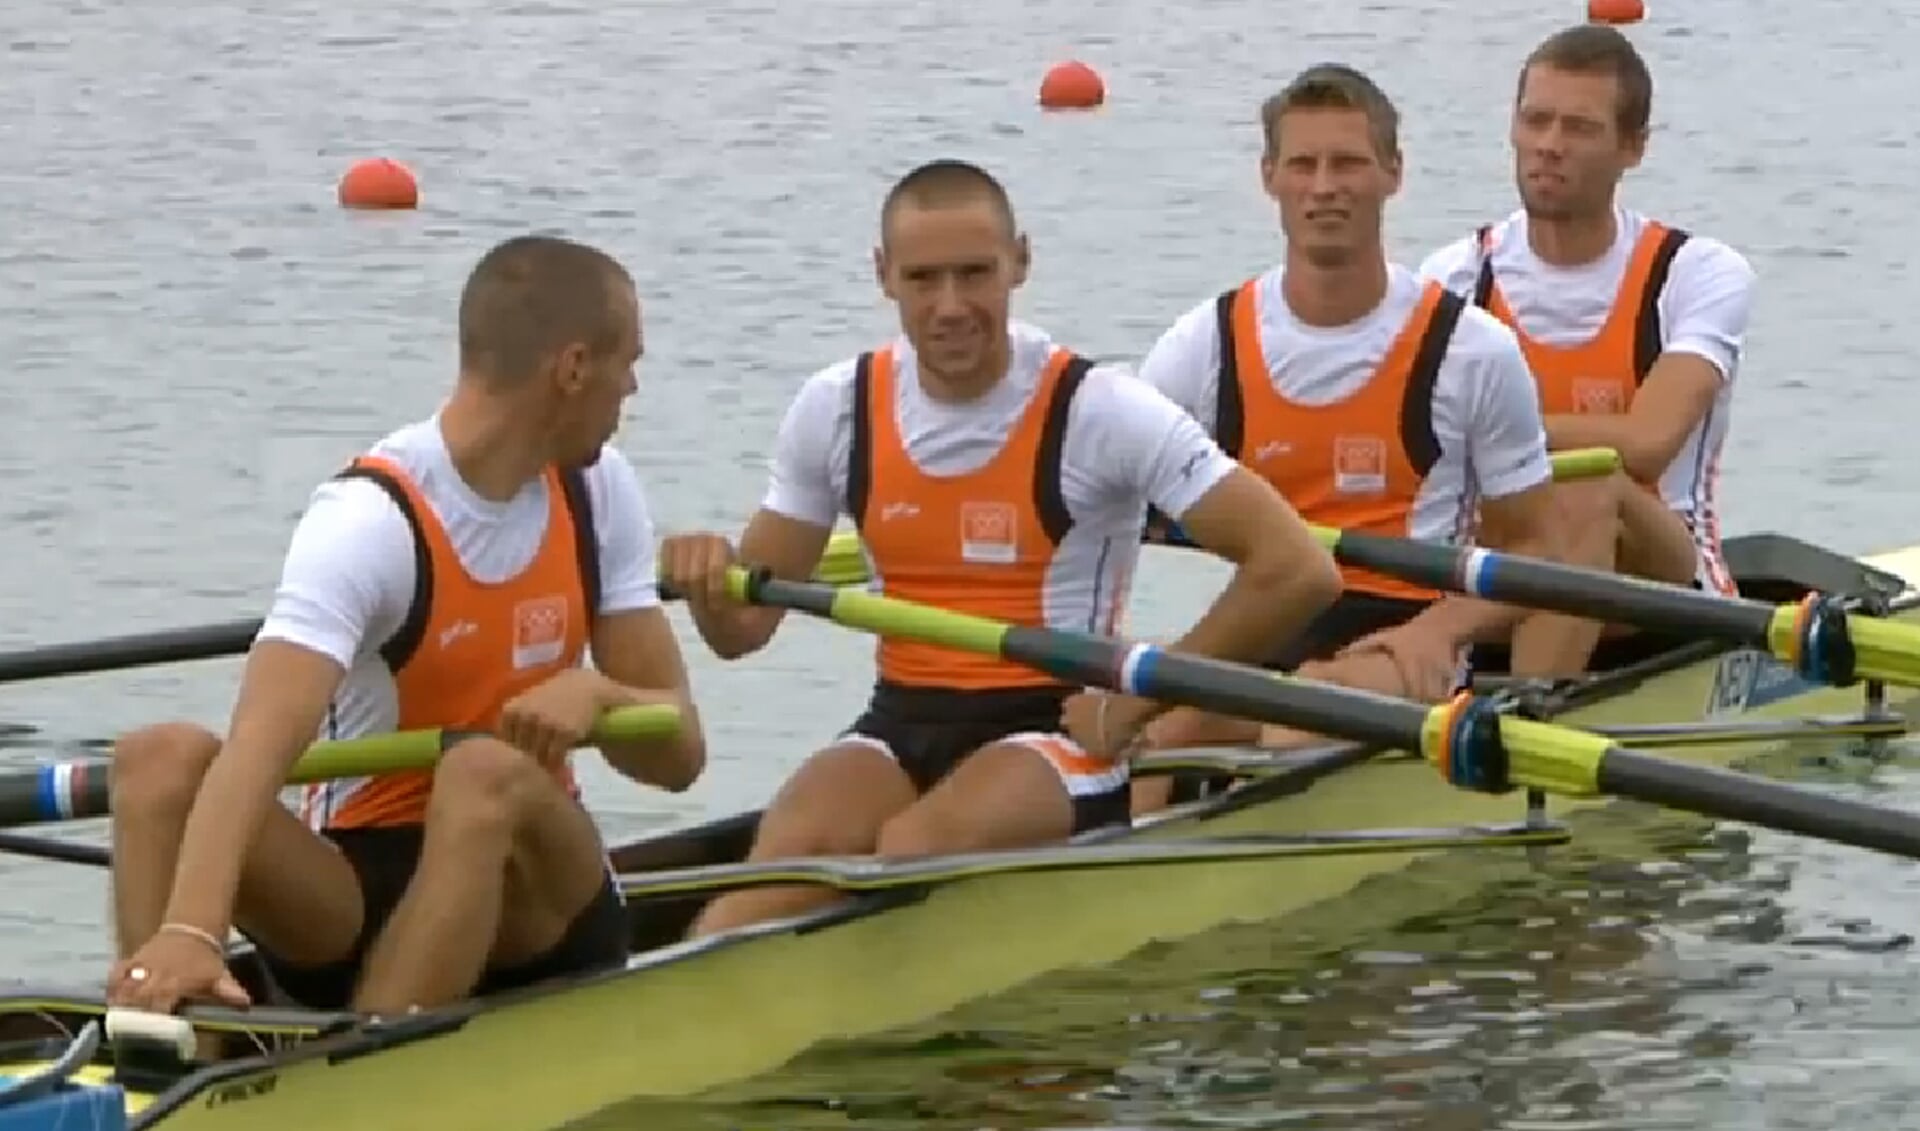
1469, 221, 1733, 594
1471, 220, 1689, 425
846, 346, 1091, 691
1213, 278, 1465, 602
298, 455, 597, 830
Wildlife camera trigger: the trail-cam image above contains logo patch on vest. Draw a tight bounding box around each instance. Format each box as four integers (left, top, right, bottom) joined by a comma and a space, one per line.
512, 595, 569, 670
1571, 378, 1628, 414
1333, 436, 1388, 496
959, 501, 1018, 565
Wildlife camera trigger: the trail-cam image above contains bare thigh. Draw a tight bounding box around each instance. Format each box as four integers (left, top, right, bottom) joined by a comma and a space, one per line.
111, 722, 366, 966
235, 812, 369, 966
880, 737, 1103, 857
420, 738, 618, 971
747, 739, 921, 858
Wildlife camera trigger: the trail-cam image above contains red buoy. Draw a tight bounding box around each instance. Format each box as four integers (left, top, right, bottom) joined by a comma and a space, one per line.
1039, 61, 1105, 111
337, 158, 419, 210
1587, 0, 1646, 25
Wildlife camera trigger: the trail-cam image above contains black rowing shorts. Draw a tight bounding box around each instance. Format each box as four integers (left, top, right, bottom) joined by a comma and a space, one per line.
841, 681, 1130, 835
258, 823, 627, 1010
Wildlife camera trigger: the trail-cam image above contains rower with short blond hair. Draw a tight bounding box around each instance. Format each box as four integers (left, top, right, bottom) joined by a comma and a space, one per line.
1131, 64, 1566, 811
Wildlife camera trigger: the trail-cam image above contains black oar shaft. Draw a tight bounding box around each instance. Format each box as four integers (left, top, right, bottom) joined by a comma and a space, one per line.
0, 762, 109, 827
1331, 530, 1778, 641
0, 619, 260, 684
1596, 749, 1920, 858
0, 831, 109, 866
748, 576, 1440, 747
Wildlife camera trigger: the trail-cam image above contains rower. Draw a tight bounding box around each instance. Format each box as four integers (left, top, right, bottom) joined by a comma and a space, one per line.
104, 235, 707, 1017
1418, 24, 1756, 672
1130, 64, 1565, 814
659, 158, 1340, 937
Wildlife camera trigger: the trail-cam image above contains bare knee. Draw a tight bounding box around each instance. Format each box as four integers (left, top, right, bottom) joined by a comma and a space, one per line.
426, 738, 547, 842
751, 794, 887, 859
874, 807, 960, 859
747, 743, 912, 860
109, 722, 221, 818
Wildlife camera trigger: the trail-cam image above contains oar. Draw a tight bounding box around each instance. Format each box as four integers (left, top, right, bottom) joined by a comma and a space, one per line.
615, 821, 1569, 901
0, 830, 107, 867
0, 620, 263, 686
0, 546, 874, 687
720, 568, 1920, 861
0, 703, 679, 830
820, 514, 1920, 695
1295, 528, 1920, 690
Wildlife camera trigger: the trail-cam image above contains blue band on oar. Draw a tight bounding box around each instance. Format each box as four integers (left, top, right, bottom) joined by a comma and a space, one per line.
1439, 694, 1511, 793
35, 766, 57, 823
1791, 592, 1857, 685
1454, 547, 1498, 599
30, 762, 86, 823
1115, 642, 1166, 697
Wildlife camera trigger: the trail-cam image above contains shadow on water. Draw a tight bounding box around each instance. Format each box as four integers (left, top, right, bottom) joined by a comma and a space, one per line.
582, 741, 1920, 1131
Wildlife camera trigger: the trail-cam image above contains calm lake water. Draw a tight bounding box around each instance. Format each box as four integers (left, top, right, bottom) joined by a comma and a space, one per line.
4, 0, 1920, 1126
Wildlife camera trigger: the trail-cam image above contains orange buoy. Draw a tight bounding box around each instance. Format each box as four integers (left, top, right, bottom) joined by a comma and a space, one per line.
1038, 61, 1105, 111
1587, 0, 1645, 24
337, 158, 419, 210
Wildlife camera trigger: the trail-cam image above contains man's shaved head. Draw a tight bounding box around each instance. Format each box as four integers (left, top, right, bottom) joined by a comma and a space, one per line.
457, 235, 634, 386
878, 159, 1019, 246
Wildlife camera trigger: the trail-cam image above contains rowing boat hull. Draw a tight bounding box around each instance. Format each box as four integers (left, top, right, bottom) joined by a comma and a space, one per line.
3, 534, 1916, 1131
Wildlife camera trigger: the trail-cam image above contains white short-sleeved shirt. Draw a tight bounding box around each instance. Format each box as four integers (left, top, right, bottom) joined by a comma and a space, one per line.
1417, 206, 1756, 532
257, 415, 661, 744
761, 320, 1239, 634
1135, 263, 1553, 545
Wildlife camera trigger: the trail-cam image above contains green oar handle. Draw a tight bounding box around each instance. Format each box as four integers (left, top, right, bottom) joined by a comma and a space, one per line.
0, 704, 679, 830
284, 703, 680, 783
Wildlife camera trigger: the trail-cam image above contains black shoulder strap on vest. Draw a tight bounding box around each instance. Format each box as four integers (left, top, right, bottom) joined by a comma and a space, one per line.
845, 352, 875, 529
1470, 225, 1496, 309
1032, 354, 1094, 545
1399, 290, 1466, 478
1632, 227, 1692, 382
557, 467, 600, 619
1211, 289, 1245, 459
332, 463, 432, 672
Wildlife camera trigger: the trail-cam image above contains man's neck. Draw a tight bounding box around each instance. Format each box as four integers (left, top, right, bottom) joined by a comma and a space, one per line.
437, 381, 549, 503
917, 334, 1011, 404
1525, 204, 1619, 267
1281, 249, 1390, 328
